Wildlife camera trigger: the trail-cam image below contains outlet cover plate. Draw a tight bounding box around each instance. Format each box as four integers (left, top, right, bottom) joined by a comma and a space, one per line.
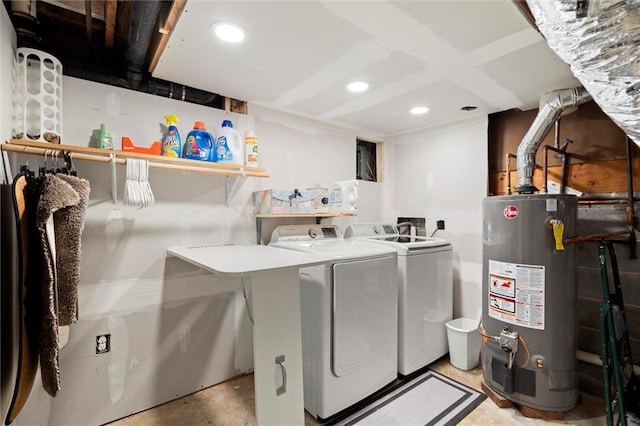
96, 334, 111, 354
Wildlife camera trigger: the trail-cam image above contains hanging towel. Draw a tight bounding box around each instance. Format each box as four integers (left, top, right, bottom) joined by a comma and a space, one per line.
36, 175, 80, 397
5, 175, 44, 424
54, 174, 90, 325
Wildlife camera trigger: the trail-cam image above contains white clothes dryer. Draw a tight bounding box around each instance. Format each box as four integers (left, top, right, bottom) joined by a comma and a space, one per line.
269, 224, 398, 420
344, 223, 453, 376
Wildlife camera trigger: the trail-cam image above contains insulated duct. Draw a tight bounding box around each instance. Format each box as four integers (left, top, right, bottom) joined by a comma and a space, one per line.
525, 0, 640, 148
516, 87, 591, 193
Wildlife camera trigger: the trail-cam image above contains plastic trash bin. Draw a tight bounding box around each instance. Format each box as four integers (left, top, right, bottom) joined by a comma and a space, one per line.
446, 317, 481, 370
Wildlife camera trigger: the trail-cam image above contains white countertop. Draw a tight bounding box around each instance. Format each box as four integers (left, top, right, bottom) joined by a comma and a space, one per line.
167, 244, 328, 277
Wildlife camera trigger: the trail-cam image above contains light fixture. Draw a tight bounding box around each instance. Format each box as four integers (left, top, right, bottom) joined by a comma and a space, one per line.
410, 106, 429, 115
461, 106, 478, 111
347, 81, 370, 93
210, 22, 246, 43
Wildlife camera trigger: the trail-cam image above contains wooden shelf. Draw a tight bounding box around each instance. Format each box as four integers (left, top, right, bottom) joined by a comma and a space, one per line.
1, 139, 269, 178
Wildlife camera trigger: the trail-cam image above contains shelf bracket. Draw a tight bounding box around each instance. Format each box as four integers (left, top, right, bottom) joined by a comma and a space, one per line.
256, 217, 262, 245
225, 173, 245, 207
109, 153, 117, 205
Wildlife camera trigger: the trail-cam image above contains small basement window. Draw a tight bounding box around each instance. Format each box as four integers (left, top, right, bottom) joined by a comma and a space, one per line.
356, 139, 382, 182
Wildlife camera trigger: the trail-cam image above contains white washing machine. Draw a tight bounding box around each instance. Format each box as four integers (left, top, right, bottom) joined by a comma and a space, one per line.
269, 224, 398, 420
344, 223, 453, 376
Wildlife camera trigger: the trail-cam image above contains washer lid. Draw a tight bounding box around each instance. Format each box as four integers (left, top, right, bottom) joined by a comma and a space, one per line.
376, 235, 450, 246
344, 224, 450, 249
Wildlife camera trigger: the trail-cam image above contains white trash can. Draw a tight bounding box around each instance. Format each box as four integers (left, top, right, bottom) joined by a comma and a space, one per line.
445, 318, 481, 370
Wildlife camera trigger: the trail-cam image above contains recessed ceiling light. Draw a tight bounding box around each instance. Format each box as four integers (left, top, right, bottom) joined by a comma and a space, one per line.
410, 106, 429, 115
461, 106, 478, 111
347, 81, 370, 93
210, 22, 246, 43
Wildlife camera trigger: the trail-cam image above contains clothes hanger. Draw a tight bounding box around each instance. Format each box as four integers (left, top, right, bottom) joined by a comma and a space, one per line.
62, 151, 77, 176
39, 150, 48, 177
54, 151, 63, 174
18, 149, 35, 178
19, 164, 34, 178
46, 150, 57, 175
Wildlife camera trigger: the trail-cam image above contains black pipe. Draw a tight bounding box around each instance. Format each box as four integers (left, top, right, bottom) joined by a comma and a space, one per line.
503, 365, 515, 394
626, 136, 637, 226
542, 144, 573, 194
64, 65, 223, 109
126, 0, 163, 90
9, 1, 41, 47
560, 153, 568, 194
626, 136, 637, 259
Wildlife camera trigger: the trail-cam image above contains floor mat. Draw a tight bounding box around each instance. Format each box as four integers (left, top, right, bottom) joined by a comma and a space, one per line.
330, 369, 486, 426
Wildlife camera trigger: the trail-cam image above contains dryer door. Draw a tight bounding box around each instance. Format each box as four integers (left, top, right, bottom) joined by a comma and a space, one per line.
332, 255, 397, 377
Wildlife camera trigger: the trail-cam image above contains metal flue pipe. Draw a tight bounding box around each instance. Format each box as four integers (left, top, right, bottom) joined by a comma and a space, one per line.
515, 87, 591, 193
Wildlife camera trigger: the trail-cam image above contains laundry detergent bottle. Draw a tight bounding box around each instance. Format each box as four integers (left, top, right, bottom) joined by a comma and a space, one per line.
244, 131, 259, 166
98, 124, 114, 149
162, 115, 181, 158
182, 121, 215, 161
215, 120, 243, 165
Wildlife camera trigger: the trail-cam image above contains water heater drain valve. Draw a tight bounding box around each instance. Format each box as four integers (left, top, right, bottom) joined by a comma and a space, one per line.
499, 328, 519, 354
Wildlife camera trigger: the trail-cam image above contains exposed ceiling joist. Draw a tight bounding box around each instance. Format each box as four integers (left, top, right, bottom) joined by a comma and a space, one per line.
148, 0, 187, 74
84, 0, 92, 44
104, 0, 116, 49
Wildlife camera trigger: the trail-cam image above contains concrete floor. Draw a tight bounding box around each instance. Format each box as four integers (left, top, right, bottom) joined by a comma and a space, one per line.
105, 356, 607, 425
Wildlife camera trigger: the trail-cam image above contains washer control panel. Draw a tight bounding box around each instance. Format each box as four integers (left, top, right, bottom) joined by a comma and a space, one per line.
344, 223, 398, 238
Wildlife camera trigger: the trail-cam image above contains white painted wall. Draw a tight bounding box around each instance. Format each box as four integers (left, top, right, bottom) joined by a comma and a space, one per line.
387, 117, 488, 321
1, 13, 485, 425
3, 75, 386, 425
0, 4, 15, 180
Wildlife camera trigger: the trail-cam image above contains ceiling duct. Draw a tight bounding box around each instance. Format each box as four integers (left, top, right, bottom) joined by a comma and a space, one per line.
9, 0, 41, 46
64, 64, 223, 109
525, 0, 640, 148
516, 86, 591, 194
125, 0, 162, 90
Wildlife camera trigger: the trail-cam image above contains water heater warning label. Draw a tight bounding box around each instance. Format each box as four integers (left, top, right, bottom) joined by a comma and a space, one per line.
488, 260, 545, 330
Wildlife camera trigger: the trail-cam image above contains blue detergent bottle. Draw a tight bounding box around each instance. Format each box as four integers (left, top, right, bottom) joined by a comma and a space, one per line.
182, 121, 215, 161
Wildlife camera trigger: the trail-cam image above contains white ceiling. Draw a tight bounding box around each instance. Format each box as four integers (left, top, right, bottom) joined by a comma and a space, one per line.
153, 0, 580, 138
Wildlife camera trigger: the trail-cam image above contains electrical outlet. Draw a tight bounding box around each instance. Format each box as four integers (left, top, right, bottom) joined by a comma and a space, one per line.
436, 220, 445, 230
96, 334, 111, 355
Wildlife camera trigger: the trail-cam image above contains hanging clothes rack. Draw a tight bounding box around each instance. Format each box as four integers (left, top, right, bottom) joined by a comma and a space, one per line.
1, 139, 269, 178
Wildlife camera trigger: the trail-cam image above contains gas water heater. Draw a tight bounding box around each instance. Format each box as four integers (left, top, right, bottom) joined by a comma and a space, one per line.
481, 194, 577, 411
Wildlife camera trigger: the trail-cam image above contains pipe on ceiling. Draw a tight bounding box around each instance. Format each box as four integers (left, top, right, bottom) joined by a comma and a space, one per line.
125, 0, 162, 90
9, 0, 40, 46
64, 65, 222, 108
63, 1, 222, 108
515, 86, 591, 194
